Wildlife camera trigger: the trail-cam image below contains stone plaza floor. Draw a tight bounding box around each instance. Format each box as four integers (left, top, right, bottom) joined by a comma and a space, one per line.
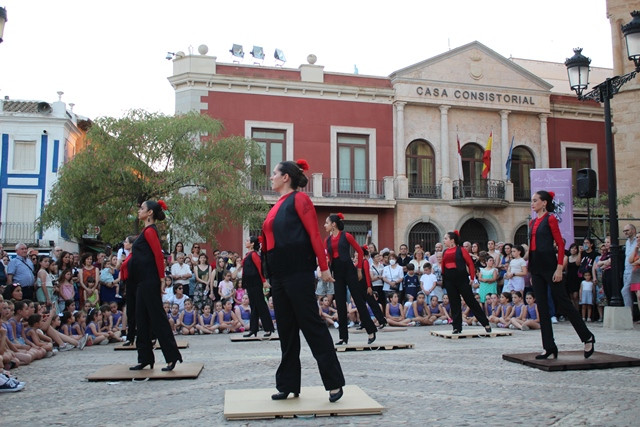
2, 321, 639, 426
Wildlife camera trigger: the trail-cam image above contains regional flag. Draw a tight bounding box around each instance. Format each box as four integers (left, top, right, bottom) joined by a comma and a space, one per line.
481, 132, 492, 179
505, 136, 515, 181
457, 135, 464, 181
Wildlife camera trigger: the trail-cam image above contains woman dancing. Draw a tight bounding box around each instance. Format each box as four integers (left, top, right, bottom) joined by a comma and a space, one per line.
324, 213, 377, 345
242, 236, 275, 338
128, 200, 182, 371
529, 190, 595, 359
441, 231, 492, 334
262, 159, 345, 403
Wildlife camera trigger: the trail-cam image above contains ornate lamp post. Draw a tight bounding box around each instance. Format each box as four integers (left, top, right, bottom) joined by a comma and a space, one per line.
565, 10, 640, 308
0, 7, 7, 43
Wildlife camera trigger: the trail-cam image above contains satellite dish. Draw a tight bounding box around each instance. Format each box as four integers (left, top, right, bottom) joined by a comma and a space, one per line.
37, 102, 52, 114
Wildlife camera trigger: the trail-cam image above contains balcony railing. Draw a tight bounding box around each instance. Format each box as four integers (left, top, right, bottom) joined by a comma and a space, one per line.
408, 183, 442, 199
322, 178, 385, 199
252, 178, 313, 196
452, 179, 506, 199
0, 222, 39, 245
513, 187, 531, 202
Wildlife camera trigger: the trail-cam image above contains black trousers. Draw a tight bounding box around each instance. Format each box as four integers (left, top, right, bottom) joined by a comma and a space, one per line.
332, 259, 377, 340
135, 279, 182, 365
360, 280, 386, 325
124, 279, 137, 343
444, 269, 489, 331
271, 270, 345, 393
246, 285, 274, 333
531, 269, 593, 351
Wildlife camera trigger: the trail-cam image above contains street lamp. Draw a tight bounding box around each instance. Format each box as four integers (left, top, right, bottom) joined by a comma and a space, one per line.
0, 7, 7, 44
565, 10, 640, 308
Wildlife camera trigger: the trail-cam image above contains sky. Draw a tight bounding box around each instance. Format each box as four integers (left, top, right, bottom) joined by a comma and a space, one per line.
0, 0, 616, 120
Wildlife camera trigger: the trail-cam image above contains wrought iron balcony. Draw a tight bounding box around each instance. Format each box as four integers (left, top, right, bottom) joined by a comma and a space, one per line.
513, 187, 531, 202
322, 178, 385, 199
408, 183, 442, 199
451, 179, 508, 207
0, 222, 39, 245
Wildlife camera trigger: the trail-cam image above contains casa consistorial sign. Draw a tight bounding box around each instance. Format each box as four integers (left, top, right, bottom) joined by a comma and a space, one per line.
415, 86, 537, 105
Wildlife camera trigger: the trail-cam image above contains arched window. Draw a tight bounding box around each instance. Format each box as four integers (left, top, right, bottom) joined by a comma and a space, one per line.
511, 146, 535, 201
406, 139, 436, 197
461, 143, 484, 184
459, 219, 488, 249
514, 224, 529, 246
408, 222, 440, 254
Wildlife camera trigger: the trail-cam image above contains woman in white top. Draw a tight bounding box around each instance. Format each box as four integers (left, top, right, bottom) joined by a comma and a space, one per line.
409, 250, 428, 277
382, 253, 405, 300
505, 245, 528, 292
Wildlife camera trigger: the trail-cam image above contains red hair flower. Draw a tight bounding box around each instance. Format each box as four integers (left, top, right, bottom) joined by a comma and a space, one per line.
548, 191, 555, 200
158, 200, 168, 211
257, 236, 263, 245
454, 230, 460, 237
337, 213, 345, 220
296, 159, 310, 171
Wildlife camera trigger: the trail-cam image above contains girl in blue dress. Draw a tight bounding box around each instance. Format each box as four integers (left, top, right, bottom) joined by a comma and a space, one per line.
179, 299, 197, 335
385, 292, 412, 327
196, 303, 218, 334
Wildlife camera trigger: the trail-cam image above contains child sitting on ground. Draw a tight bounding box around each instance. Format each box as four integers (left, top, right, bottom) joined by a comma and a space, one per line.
218, 299, 242, 333
489, 292, 513, 328
168, 303, 181, 335
406, 291, 431, 326
511, 292, 540, 330
179, 299, 197, 335
319, 296, 338, 328
196, 303, 219, 334
507, 291, 525, 329
234, 294, 251, 330
25, 315, 54, 355
385, 292, 412, 327
85, 308, 109, 345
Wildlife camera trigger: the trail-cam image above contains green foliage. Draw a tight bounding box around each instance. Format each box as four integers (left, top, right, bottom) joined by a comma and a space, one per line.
39, 109, 268, 246
573, 191, 638, 240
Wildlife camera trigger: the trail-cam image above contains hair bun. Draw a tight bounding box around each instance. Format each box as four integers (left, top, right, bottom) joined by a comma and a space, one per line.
158, 200, 168, 211
337, 212, 344, 220
296, 159, 310, 171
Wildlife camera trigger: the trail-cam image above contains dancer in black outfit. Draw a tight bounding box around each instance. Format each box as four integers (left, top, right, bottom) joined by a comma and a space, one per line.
242, 236, 275, 338
324, 213, 376, 345
529, 190, 595, 359
360, 245, 387, 328
441, 231, 492, 334
263, 159, 345, 403
129, 200, 182, 372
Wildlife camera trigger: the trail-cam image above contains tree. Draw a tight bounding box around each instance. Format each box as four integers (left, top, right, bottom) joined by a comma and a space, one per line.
39, 109, 268, 246
573, 191, 638, 241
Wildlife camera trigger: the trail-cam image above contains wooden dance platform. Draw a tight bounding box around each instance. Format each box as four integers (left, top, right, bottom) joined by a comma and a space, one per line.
430, 328, 512, 339
335, 341, 414, 352
113, 340, 189, 350
223, 385, 384, 420
502, 351, 640, 372
352, 326, 407, 333
230, 334, 279, 342
86, 363, 203, 381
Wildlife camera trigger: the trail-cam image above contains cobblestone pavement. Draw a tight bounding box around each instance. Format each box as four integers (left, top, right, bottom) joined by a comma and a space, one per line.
2, 322, 639, 426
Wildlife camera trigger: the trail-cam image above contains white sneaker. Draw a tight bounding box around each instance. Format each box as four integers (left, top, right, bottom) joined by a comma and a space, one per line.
78, 335, 88, 350
59, 343, 74, 352
0, 379, 25, 393
522, 325, 530, 331
551, 316, 558, 324
347, 321, 355, 328
333, 321, 339, 329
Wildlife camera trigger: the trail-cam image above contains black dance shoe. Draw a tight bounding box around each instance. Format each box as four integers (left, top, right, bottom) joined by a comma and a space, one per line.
367, 332, 376, 345
271, 391, 299, 400
535, 347, 558, 360
129, 362, 153, 370
484, 325, 492, 333
263, 332, 272, 338
243, 331, 257, 338
122, 340, 135, 347
452, 329, 461, 334
329, 387, 343, 403
161, 358, 183, 372
584, 335, 596, 359
335, 339, 348, 346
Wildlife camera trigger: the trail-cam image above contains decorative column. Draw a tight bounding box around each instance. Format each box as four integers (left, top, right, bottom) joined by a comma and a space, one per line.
439, 105, 451, 179
500, 110, 510, 180
539, 114, 550, 168
395, 102, 407, 176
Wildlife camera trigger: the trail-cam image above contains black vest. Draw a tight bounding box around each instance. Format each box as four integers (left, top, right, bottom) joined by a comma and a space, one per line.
128, 224, 160, 285
265, 192, 317, 277
326, 232, 353, 264
528, 214, 558, 272
242, 252, 261, 288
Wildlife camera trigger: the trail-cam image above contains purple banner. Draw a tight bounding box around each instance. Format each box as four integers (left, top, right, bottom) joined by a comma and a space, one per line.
530, 168, 574, 251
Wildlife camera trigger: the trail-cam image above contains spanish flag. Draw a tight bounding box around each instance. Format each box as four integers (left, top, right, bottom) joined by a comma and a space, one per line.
481, 132, 492, 179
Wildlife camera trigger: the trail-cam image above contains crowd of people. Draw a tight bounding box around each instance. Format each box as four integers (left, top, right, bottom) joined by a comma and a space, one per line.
1, 215, 639, 392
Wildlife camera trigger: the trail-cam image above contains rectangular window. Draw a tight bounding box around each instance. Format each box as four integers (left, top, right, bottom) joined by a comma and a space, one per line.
337, 134, 368, 193
252, 129, 285, 178
3, 194, 38, 242
566, 148, 591, 193
343, 220, 371, 258
12, 140, 37, 171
